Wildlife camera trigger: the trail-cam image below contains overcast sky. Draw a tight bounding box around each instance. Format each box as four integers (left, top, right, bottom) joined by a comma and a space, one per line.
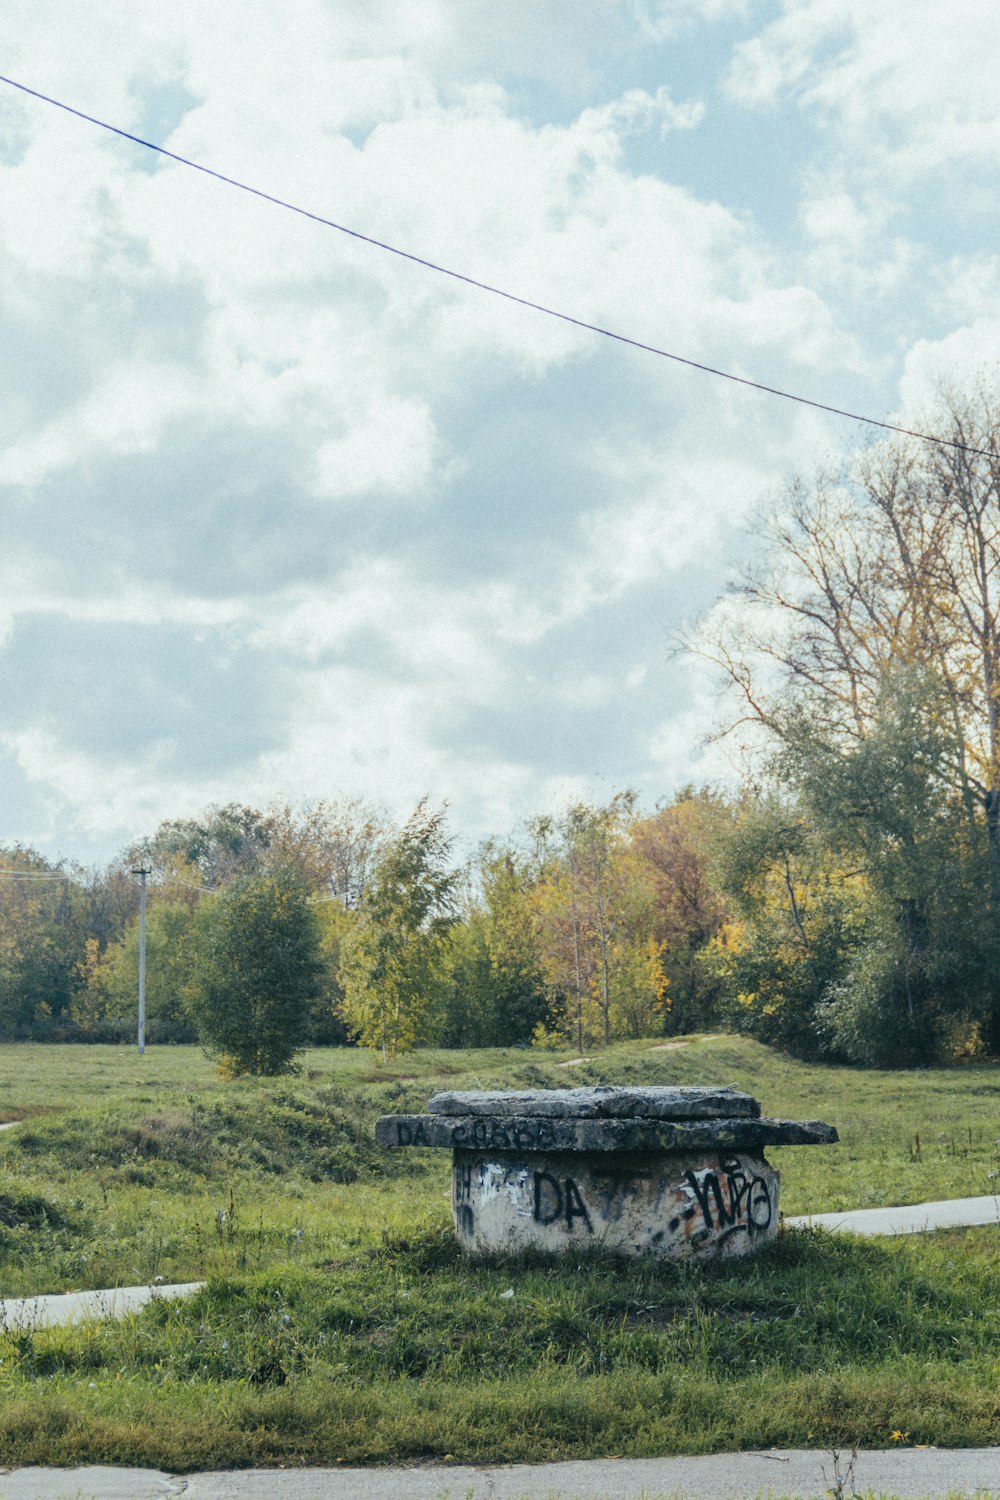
3, 1, 999, 867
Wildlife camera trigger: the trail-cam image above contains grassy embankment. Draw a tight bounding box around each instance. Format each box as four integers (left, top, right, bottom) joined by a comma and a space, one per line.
1, 1035, 999, 1469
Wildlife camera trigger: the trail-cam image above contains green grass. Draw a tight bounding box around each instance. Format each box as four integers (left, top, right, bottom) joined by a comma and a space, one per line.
1, 1034, 999, 1469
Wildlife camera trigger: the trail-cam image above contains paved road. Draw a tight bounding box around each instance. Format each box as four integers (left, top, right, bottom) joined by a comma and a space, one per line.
1, 1450, 999, 1499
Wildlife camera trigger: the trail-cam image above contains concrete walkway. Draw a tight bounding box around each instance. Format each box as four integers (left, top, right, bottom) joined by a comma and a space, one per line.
0, 1282, 203, 1329
786, 1193, 1000, 1236
1, 1450, 999, 1499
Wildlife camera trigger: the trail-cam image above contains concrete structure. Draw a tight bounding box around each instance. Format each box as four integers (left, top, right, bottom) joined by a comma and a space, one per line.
376, 1085, 836, 1260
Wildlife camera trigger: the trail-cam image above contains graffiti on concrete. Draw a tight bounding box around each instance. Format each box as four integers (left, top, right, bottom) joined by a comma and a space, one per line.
391, 1118, 430, 1147
449, 1147, 779, 1260
380, 1084, 833, 1259
678, 1160, 773, 1240
532, 1172, 593, 1232
454, 1156, 476, 1236
392, 1115, 560, 1150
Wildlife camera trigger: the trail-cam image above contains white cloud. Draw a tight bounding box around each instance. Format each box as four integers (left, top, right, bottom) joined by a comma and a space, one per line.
0, 726, 236, 840
313, 397, 440, 501
932, 256, 1000, 324
0, 361, 198, 486
897, 325, 1000, 418
631, 0, 751, 43
1, 0, 967, 862
728, 1, 1000, 183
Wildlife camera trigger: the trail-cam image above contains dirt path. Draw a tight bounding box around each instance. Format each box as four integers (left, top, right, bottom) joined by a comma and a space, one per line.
648, 1034, 724, 1051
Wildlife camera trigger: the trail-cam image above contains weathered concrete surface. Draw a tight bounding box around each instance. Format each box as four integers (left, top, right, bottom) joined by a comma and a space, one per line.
453, 1148, 779, 1258
4, 1451, 1000, 1499
428, 1085, 761, 1119
0, 1473, 185, 1499
0, 1282, 203, 1330
380, 1086, 835, 1262
376, 1113, 837, 1153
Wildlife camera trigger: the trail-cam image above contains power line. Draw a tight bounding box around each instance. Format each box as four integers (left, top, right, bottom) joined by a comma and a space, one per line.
2, 72, 997, 462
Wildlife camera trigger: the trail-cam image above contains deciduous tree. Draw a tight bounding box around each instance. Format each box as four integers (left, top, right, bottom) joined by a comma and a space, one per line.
187, 870, 322, 1075
0, 848, 88, 1038
339, 802, 455, 1058
530, 795, 667, 1049
77, 900, 199, 1043
694, 383, 1000, 1053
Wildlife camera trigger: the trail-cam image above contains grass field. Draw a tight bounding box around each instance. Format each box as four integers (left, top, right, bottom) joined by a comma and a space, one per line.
1, 1034, 999, 1470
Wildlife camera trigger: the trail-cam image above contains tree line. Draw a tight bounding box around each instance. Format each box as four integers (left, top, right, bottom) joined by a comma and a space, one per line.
0, 792, 725, 1069
5, 384, 1000, 1071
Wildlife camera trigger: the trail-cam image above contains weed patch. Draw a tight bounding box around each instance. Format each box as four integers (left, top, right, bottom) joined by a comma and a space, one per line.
0, 1188, 66, 1232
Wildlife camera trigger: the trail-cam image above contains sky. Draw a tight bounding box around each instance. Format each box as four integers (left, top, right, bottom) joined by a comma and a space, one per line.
3, 0, 1000, 868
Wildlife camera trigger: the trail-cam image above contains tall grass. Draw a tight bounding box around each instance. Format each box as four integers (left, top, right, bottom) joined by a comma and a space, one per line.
1, 1036, 998, 1467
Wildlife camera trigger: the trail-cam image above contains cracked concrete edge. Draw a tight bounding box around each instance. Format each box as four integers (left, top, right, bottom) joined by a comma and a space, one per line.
2, 1452, 1000, 1500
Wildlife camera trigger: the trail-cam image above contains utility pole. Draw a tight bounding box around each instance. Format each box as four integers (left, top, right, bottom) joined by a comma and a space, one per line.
131, 865, 151, 1055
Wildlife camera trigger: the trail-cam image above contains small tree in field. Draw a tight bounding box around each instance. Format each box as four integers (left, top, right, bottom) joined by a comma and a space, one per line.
187, 870, 322, 1075
340, 802, 455, 1058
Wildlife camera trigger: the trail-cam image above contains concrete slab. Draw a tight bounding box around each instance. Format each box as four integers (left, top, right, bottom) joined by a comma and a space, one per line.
2, 1450, 1000, 1499
0, 1471, 183, 1499
787, 1194, 1000, 1236
0, 1283, 204, 1330
377, 1113, 836, 1152
427, 1086, 761, 1120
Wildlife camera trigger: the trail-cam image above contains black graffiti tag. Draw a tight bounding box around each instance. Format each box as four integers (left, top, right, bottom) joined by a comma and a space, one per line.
533, 1172, 593, 1233
747, 1175, 772, 1230
683, 1163, 772, 1237
455, 1160, 474, 1202
454, 1159, 475, 1235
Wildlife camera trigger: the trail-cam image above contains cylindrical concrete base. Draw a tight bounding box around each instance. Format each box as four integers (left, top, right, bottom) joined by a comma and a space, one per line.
452, 1148, 779, 1259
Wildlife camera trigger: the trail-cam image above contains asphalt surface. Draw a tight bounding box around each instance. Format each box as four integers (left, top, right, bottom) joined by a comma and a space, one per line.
1, 1450, 999, 1499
